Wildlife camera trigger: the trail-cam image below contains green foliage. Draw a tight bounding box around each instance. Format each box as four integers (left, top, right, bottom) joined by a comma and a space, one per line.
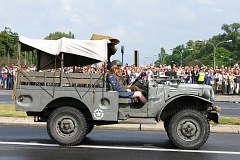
164, 54, 173, 66
45, 31, 75, 40
157, 47, 166, 65
1, 60, 6, 66
202, 54, 214, 67
167, 22, 240, 67
0, 27, 18, 60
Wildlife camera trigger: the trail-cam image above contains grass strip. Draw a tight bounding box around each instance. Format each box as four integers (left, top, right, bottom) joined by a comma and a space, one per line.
0, 104, 27, 118
219, 116, 240, 125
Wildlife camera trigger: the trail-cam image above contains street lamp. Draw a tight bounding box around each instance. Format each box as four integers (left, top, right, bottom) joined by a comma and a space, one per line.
195, 59, 205, 69
171, 60, 177, 66
170, 48, 193, 67
5, 27, 19, 66
139, 59, 146, 66
8, 45, 16, 66
198, 39, 232, 69
145, 54, 158, 65
220, 55, 233, 66
145, 56, 153, 64
7, 47, 11, 66
7, 46, 16, 66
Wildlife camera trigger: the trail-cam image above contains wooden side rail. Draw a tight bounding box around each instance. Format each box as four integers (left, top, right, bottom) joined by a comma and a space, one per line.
19, 72, 104, 87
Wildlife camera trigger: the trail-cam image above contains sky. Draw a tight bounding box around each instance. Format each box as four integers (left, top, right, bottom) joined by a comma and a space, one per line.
1, 0, 240, 65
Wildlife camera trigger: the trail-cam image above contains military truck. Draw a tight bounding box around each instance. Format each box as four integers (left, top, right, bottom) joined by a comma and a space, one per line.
14, 35, 219, 150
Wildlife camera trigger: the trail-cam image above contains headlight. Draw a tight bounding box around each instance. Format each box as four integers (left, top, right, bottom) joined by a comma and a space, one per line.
203, 90, 210, 99
202, 88, 214, 101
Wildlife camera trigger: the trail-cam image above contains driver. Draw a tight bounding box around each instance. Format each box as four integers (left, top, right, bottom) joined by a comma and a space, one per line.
107, 61, 147, 104
113, 60, 143, 92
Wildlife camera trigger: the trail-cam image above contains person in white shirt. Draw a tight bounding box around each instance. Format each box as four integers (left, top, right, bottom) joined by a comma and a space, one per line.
146, 67, 153, 81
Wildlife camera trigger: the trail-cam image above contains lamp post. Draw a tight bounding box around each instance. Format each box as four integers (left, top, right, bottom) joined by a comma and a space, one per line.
145, 56, 152, 64
220, 55, 233, 67
171, 61, 178, 66
139, 59, 146, 66
198, 39, 232, 69
7, 47, 11, 66
145, 54, 158, 65
170, 48, 193, 67
145, 54, 157, 65
5, 27, 19, 66
195, 59, 205, 69
7, 46, 16, 66
145, 56, 153, 65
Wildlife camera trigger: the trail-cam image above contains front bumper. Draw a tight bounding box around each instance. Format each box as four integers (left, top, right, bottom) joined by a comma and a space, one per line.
207, 110, 220, 123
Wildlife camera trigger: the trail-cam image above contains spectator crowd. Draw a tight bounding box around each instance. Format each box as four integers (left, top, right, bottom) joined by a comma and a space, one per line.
1, 62, 240, 95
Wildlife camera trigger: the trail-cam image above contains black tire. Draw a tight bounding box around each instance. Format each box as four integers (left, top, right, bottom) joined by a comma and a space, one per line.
163, 117, 171, 132
163, 117, 171, 139
167, 109, 210, 150
47, 106, 87, 146
87, 125, 94, 135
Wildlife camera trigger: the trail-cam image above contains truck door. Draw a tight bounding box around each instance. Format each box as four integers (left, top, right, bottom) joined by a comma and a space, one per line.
92, 90, 119, 121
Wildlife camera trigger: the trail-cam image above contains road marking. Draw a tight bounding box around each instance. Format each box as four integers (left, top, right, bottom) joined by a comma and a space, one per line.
0, 102, 7, 104
0, 141, 59, 147
0, 101, 14, 104
0, 141, 240, 155
77, 145, 240, 155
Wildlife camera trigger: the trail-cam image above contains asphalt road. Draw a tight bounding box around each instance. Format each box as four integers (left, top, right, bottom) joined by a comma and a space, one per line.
214, 102, 240, 117
0, 94, 13, 104
0, 126, 239, 160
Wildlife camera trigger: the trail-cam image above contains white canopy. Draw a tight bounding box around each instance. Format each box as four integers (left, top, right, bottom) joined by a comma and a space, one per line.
18, 36, 111, 69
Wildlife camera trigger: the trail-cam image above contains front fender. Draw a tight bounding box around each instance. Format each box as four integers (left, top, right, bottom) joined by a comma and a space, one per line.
156, 94, 213, 122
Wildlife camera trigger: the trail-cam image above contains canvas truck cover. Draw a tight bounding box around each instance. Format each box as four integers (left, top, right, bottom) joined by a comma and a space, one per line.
18, 36, 110, 70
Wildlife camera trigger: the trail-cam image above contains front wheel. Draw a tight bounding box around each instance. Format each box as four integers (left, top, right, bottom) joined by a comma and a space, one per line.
47, 106, 87, 146
163, 117, 171, 132
167, 109, 210, 150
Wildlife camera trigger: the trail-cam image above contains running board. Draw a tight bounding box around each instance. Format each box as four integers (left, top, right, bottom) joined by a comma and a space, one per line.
118, 118, 157, 124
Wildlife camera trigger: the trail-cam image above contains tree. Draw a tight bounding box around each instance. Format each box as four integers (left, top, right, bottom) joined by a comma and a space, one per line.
45, 31, 75, 40
223, 23, 240, 61
0, 28, 18, 58
221, 23, 240, 34
158, 47, 166, 64
165, 22, 240, 67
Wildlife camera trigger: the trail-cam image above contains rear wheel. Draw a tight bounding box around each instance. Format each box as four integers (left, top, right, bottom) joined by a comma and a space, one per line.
167, 109, 210, 150
87, 125, 94, 135
47, 106, 87, 146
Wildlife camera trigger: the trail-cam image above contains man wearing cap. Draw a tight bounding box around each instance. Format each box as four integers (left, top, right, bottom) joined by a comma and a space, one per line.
113, 60, 125, 85
107, 61, 147, 104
